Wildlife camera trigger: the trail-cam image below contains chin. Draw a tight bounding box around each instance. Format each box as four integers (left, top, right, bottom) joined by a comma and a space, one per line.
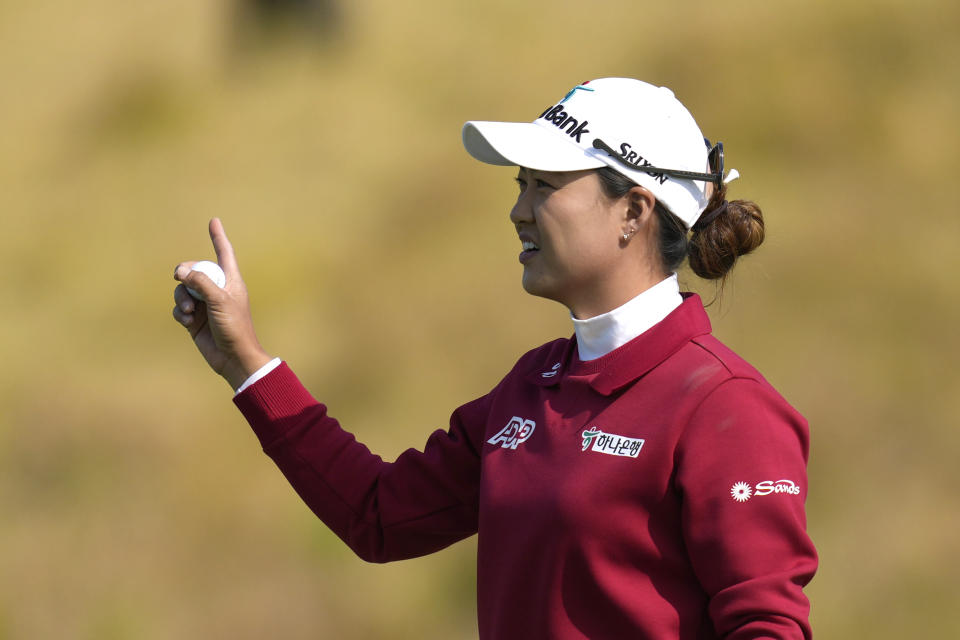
521, 273, 563, 305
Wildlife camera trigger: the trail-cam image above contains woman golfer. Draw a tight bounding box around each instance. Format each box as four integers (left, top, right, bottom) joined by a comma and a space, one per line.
173, 77, 817, 639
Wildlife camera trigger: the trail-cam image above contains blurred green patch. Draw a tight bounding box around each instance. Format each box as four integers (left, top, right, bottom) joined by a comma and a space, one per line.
82, 72, 195, 150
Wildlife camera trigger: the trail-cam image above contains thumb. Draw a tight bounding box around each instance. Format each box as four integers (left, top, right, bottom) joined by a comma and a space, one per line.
176, 263, 226, 302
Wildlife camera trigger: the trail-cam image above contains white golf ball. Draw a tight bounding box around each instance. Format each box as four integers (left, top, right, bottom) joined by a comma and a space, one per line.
186, 260, 226, 300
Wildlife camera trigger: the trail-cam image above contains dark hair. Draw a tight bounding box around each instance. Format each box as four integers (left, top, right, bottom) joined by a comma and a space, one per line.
595, 166, 765, 288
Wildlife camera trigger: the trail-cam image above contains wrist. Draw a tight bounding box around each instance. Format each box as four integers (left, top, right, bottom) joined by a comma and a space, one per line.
223, 348, 273, 391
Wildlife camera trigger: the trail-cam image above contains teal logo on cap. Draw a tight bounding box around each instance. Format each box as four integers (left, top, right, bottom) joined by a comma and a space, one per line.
560, 82, 594, 104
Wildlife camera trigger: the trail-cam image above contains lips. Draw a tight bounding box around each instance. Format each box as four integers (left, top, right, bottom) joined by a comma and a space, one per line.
518, 238, 540, 264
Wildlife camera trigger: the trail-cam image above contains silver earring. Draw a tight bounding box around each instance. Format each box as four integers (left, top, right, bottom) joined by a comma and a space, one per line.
622, 232, 631, 241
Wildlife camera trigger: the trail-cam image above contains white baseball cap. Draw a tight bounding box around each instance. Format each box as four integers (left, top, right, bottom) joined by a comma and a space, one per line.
462, 77, 732, 229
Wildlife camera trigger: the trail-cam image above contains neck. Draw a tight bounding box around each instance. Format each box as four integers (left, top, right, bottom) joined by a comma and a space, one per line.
567, 268, 666, 320
572, 274, 683, 361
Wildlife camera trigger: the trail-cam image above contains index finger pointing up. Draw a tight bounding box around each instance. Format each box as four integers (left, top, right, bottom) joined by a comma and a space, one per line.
208, 218, 240, 278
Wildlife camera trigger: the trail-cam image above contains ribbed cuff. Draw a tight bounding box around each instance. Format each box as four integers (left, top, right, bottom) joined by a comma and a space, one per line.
233, 362, 321, 448
234, 357, 283, 395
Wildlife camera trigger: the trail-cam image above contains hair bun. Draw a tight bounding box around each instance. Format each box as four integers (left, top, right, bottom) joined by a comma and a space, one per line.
688, 198, 765, 280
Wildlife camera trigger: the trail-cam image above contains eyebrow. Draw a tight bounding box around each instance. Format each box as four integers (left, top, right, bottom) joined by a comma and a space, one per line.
518, 167, 568, 180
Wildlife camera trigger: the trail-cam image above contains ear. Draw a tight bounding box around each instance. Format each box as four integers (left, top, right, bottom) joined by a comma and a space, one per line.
623, 185, 657, 234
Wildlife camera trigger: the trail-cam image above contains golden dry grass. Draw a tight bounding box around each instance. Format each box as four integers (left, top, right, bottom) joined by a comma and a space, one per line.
1, 0, 959, 637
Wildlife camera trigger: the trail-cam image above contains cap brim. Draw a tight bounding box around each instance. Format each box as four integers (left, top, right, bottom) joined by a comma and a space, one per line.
462, 121, 605, 172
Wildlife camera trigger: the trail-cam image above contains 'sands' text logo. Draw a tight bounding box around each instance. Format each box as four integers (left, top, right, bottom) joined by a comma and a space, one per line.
731, 479, 801, 502
487, 417, 536, 450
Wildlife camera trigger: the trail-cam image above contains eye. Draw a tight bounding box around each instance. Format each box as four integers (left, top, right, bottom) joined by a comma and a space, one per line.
515, 175, 556, 192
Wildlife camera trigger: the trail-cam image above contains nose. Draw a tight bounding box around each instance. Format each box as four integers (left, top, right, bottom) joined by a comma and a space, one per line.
510, 186, 534, 227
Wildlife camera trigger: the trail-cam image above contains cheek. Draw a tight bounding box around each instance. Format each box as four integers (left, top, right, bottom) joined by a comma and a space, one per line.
556, 218, 618, 261
571, 240, 618, 275
536, 191, 620, 264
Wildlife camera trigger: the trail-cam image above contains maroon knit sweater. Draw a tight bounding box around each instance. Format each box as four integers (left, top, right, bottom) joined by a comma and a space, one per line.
234, 294, 817, 639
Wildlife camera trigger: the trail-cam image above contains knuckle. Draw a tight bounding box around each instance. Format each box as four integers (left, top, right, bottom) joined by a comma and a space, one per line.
172, 306, 191, 326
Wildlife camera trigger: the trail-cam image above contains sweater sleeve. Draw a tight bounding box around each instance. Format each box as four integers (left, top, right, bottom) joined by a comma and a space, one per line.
233, 362, 487, 563
675, 377, 818, 640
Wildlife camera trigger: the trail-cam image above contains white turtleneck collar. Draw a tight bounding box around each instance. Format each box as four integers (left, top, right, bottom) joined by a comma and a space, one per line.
572, 274, 683, 361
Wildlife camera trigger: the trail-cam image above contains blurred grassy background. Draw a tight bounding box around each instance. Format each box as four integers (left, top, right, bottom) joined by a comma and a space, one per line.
1, 0, 958, 637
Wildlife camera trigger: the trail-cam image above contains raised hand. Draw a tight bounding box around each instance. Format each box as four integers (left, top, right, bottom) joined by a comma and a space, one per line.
173, 218, 273, 390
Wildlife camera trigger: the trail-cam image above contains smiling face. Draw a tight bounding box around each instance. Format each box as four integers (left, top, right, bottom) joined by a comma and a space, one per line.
509, 167, 659, 318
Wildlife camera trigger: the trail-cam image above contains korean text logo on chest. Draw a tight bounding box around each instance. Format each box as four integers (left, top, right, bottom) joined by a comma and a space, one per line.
581, 428, 645, 458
